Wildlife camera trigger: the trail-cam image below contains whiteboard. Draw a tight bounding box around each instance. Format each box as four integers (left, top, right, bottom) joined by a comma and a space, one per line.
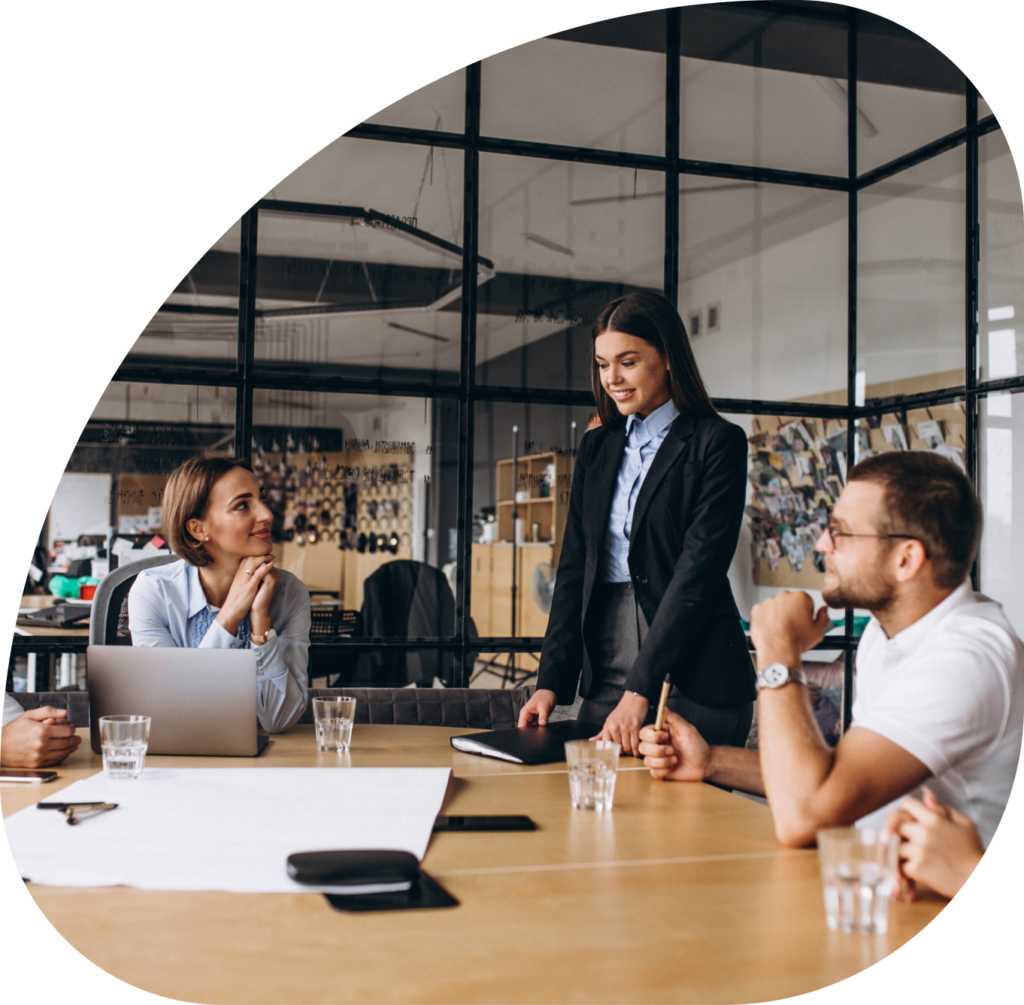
48, 472, 112, 547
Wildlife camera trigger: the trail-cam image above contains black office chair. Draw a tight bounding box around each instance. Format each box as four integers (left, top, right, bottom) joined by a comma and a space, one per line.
341, 560, 478, 687
89, 554, 179, 647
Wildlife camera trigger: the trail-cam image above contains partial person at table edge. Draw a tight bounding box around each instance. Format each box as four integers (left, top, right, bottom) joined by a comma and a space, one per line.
639, 451, 1023, 864
2, 694, 82, 767
518, 291, 756, 755
127, 455, 310, 733
883, 788, 985, 900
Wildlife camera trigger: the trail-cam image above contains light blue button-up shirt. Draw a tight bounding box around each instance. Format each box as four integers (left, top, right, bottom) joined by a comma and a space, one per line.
127, 559, 310, 733
603, 398, 680, 582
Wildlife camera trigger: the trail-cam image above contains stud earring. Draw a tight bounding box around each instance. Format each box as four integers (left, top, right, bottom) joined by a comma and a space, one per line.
204, 536, 210, 541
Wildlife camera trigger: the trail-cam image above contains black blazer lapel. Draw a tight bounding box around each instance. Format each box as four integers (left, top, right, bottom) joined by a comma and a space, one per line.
628, 415, 697, 544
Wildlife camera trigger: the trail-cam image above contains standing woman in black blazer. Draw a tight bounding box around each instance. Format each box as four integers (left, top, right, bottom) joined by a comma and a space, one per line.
518, 291, 756, 755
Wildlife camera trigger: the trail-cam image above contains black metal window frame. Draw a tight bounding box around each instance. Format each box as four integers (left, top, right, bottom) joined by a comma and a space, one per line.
46, 6, 1021, 705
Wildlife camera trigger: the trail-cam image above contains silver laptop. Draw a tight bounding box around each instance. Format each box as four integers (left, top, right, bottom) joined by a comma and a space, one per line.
87, 646, 266, 757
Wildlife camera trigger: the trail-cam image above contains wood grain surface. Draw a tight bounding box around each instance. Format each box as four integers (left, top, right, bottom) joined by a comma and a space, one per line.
1, 724, 944, 1004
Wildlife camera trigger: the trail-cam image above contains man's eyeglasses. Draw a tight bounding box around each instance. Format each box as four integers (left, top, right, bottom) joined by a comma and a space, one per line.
824, 523, 922, 551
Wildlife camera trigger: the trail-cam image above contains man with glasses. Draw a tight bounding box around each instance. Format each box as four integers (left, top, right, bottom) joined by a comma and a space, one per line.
639, 451, 1023, 853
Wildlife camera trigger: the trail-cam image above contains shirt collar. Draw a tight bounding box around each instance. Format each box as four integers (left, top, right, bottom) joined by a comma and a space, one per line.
878, 579, 973, 656
187, 562, 215, 618
625, 398, 679, 441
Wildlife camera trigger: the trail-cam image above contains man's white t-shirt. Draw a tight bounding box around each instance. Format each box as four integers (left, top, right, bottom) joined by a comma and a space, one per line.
852, 582, 1024, 847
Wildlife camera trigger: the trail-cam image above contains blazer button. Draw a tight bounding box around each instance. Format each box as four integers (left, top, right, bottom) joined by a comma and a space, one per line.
635, 573, 648, 585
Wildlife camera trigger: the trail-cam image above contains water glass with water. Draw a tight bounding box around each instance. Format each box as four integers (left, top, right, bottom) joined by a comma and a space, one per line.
817, 827, 900, 934
313, 697, 356, 752
99, 715, 151, 780
564, 739, 620, 811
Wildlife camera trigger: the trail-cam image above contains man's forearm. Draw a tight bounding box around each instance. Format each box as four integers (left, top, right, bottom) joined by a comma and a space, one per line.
705, 745, 766, 796
757, 684, 836, 845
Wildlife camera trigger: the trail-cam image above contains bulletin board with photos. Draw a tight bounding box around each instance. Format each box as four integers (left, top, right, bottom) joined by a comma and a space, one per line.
747, 400, 968, 588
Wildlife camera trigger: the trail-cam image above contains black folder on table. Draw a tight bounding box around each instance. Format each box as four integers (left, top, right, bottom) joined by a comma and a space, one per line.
450, 720, 605, 765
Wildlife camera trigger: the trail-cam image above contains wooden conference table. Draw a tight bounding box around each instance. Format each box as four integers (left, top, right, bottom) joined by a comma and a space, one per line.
1, 725, 944, 1004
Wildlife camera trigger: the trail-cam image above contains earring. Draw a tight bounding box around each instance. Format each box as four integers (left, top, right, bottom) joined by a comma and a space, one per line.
204, 536, 210, 541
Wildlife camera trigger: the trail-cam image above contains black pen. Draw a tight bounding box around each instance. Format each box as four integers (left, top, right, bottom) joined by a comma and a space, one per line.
38, 801, 118, 825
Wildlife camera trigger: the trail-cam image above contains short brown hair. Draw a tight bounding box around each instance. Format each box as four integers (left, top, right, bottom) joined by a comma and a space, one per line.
847, 451, 982, 589
163, 455, 251, 567
591, 291, 718, 429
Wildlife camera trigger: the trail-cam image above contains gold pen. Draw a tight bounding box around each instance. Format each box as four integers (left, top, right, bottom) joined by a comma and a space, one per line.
653, 674, 672, 732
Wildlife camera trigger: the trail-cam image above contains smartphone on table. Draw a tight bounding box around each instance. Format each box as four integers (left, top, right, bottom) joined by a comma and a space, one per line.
0, 769, 58, 784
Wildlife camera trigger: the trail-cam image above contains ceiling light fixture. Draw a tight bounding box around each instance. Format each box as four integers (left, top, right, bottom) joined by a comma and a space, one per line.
524, 233, 575, 257
569, 182, 755, 207
385, 322, 449, 343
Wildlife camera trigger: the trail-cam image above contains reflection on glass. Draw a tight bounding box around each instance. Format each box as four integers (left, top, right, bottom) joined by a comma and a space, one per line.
251, 390, 457, 641
477, 154, 664, 390
978, 131, 1024, 383
856, 15, 965, 175
53, 382, 236, 582
677, 2, 848, 177
365, 67, 465, 133
979, 94, 992, 120
127, 220, 241, 369
472, 401, 597, 655
72, 382, 237, 476
254, 139, 468, 384
858, 146, 965, 395
480, 32, 665, 155
680, 177, 847, 403
980, 390, 1020, 633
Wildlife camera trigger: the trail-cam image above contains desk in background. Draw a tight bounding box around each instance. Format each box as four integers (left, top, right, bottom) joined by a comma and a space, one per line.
11, 596, 90, 691
1, 724, 943, 1004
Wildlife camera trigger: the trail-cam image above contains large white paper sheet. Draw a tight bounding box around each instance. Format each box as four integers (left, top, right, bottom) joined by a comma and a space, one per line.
4, 767, 450, 893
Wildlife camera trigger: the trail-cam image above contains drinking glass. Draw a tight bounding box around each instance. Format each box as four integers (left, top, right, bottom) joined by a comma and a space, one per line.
817, 827, 900, 934
564, 739, 620, 811
99, 715, 151, 779
313, 697, 356, 752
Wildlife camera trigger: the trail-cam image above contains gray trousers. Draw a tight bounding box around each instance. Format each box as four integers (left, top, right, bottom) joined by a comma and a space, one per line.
578, 582, 753, 748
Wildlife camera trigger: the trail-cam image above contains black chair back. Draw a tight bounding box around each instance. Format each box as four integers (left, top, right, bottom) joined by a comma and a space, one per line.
89, 554, 179, 646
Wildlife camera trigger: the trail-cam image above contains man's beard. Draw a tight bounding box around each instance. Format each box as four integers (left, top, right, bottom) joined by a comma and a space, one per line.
821, 563, 896, 612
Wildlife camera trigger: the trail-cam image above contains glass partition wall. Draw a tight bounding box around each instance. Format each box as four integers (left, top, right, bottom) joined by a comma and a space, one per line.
25, 4, 1022, 705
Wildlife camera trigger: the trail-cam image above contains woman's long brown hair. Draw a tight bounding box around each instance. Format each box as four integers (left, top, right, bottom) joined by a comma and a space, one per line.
590, 291, 717, 428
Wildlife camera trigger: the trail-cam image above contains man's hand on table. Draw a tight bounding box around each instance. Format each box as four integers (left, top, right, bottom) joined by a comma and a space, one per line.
1, 706, 82, 767
638, 710, 711, 781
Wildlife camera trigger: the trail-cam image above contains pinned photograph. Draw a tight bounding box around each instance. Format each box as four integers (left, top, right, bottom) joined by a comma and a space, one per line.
917, 419, 945, 449
882, 424, 909, 451
780, 421, 813, 454
933, 444, 966, 472
853, 428, 872, 463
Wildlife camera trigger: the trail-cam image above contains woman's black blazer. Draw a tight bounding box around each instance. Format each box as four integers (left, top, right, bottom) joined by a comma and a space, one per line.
536, 413, 757, 709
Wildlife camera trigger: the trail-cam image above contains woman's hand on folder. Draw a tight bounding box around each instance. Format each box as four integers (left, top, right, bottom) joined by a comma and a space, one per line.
638, 710, 711, 782
518, 689, 557, 728
592, 692, 649, 756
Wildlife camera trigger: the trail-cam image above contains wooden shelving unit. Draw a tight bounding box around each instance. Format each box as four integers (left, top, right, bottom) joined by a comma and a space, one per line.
493, 451, 573, 567
473, 451, 573, 672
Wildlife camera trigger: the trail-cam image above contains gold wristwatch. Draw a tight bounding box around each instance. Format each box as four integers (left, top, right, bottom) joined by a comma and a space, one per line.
251, 628, 276, 646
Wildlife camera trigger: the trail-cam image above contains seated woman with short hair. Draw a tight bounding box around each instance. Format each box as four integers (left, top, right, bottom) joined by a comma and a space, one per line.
128, 455, 310, 733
